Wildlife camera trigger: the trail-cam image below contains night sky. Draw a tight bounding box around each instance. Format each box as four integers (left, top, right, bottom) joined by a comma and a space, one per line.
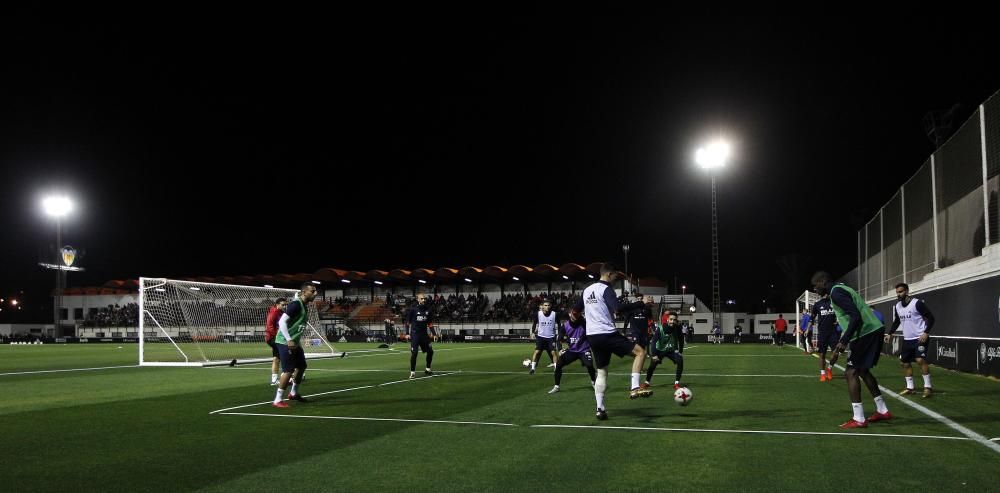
3, 11, 999, 319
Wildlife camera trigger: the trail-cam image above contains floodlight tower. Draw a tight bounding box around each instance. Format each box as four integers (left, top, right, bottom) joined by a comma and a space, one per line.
695, 141, 730, 331
42, 195, 73, 334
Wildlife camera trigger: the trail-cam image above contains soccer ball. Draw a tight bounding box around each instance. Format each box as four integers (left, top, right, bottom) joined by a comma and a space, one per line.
673, 387, 693, 406
522, 358, 531, 368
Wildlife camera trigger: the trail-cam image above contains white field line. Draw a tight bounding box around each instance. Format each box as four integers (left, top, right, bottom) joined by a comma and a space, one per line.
824, 356, 1000, 454
0, 365, 139, 377
215, 413, 969, 441
217, 412, 516, 427
530, 424, 971, 441
210, 367, 815, 378
225, 345, 494, 367
208, 371, 457, 415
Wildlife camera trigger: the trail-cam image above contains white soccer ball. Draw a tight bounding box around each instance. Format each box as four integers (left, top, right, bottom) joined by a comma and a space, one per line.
522, 358, 531, 368
673, 387, 693, 406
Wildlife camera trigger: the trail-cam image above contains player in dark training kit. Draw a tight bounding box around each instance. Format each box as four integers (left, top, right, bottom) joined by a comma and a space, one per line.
265, 297, 289, 386
810, 293, 839, 382
620, 294, 654, 352
549, 309, 597, 393
812, 271, 892, 429
405, 294, 437, 379
645, 311, 684, 389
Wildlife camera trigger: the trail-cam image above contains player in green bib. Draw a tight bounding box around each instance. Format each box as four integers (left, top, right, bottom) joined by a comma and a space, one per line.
272, 283, 318, 408
811, 271, 891, 429
644, 311, 684, 390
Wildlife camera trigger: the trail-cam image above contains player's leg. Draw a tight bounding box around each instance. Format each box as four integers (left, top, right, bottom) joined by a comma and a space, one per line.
629, 342, 650, 396
530, 348, 542, 372
547, 348, 558, 368
273, 344, 294, 406
409, 336, 420, 378
858, 368, 891, 420
917, 356, 932, 397
423, 339, 434, 375
644, 351, 660, 385
588, 342, 611, 419
666, 352, 684, 387
582, 352, 597, 384
289, 349, 308, 401
899, 340, 916, 394
551, 351, 578, 393
269, 340, 280, 385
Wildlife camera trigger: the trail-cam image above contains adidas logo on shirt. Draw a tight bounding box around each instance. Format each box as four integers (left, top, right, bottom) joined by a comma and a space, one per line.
586, 292, 598, 304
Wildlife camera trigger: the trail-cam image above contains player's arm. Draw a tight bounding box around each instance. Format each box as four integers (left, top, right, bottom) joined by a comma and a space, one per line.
278, 313, 293, 347
809, 305, 819, 328
830, 289, 862, 349
530, 314, 538, 337
886, 307, 901, 337
916, 300, 935, 341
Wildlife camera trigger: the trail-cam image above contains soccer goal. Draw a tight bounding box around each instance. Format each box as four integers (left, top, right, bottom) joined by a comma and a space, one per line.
139, 277, 342, 366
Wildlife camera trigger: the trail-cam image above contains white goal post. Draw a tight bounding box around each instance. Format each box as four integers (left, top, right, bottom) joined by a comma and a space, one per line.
139, 277, 343, 367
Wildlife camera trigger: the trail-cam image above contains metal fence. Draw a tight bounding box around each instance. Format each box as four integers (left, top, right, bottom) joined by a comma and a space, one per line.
854, 90, 1000, 301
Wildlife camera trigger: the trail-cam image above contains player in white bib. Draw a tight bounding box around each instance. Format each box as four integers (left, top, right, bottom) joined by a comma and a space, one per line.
528, 300, 560, 374
884, 283, 936, 398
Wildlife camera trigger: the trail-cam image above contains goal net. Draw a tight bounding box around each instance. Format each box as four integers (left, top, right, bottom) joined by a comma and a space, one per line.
139, 277, 341, 366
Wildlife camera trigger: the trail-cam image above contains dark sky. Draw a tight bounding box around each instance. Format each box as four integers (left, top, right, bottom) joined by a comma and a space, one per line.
2, 11, 999, 317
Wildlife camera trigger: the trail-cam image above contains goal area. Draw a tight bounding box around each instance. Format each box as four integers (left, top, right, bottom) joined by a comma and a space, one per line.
139, 277, 341, 366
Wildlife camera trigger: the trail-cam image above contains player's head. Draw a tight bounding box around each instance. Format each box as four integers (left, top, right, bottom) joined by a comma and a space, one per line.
274, 297, 288, 311
299, 283, 318, 302
567, 308, 583, 326
599, 262, 619, 282
667, 312, 677, 324
895, 283, 909, 300
540, 299, 552, 314
417, 294, 427, 305
811, 271, 832, 294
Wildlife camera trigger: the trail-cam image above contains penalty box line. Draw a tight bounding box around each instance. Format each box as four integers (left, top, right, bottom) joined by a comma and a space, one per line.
208, 371, 459, 415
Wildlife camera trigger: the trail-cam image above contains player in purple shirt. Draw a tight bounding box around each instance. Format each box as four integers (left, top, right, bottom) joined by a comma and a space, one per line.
548, 309, 597, 394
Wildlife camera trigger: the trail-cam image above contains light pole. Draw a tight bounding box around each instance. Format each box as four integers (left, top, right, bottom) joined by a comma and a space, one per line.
696, 141, 730, 332
42, 195, 73, 336
622, 244, 630, 293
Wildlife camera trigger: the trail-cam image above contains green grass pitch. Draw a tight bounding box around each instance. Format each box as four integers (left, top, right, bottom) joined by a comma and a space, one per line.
3, 342, 999, 492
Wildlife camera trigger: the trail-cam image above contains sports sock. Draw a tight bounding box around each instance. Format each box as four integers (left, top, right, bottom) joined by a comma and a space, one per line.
905, 376, 914, 389
922, 374, 932, 388
851, 402, 865, 422
874, 395, 888, 414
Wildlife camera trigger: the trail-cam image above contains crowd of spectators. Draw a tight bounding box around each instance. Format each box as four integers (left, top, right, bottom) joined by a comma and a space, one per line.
1, 334, 53, 343
384, 291, 634, 323
81, 303, 140, 328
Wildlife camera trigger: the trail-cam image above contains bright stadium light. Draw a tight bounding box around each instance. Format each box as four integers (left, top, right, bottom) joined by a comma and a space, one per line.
373, 281, 383, 285
512, 276, 520, 281
311, 280, 321, 285
418, 280, 427, 284
464, 278, 472, 283
42, 195, 74, 217
340, 279, 350, 284
587, 274, 594, 279
562, 275, 569, 280
695, 141, 730, 170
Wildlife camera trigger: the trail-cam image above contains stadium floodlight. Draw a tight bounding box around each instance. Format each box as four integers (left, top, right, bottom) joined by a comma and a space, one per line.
11, 299, 17, 306
340, 279, 350, 284
588, 274, 594, 279
42, 195, 73, 217
311, 280, 321, 285
562, 275, 569, 280
512, 276, 520, 281
373, 281, 383, 285
464, 278, 472, 283
418, 280, 427, 284
695, 141, 730, 170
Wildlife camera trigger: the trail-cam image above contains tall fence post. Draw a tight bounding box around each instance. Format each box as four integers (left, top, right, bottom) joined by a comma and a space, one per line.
931, 155, 940, 270
901, 187, 907, 283
981, 105, 991, 252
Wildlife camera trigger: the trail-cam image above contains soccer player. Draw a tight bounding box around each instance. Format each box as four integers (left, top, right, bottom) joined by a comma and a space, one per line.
712, 323, 722, 344
774, 314, 787, 347
645, 311, 684, 389
620, 293, 654, 353
811, 271, 892, 429
549, 309, 596, 393
811, 292, 839, 381
272, 284, 317, 408
885, 283, 936, 398
265, 297, 289, 385
573, 262, 652, 421
798, 307, 812, 353
733, 323, 743, 344
405, 294, 437, 379
529, 299, 560, 374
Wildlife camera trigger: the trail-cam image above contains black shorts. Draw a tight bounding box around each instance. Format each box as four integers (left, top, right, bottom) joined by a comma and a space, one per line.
267, 339, 279, 358
627, 331, 648, 348
587, 332, 638, 368
651, 349, 682, 365
410, 333, 433, 353
276, 343, 307, 373
559, 350, 594, 368
816, 330, 839, 352
535, 336, 556, 352
846, 328, 885, 370
899, 338, 928, 363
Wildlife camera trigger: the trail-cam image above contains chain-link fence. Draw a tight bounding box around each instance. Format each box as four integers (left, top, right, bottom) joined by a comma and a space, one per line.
854, 90, 1000, 301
